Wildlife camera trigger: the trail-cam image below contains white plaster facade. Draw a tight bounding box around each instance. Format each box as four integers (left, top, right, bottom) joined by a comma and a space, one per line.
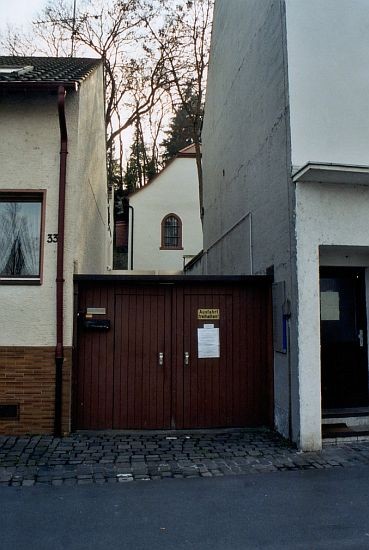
0, 63, 111, 347
285, 0, 369, 167
198, 0, 369, 450
295, 182, 369, 450
126, 149, 203, 272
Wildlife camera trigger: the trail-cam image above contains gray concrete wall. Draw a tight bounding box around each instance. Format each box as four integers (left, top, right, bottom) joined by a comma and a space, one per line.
202, 0, 299, 442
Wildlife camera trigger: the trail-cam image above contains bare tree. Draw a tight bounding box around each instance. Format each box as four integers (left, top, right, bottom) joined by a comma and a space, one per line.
0, 0, 171, 186
0, 25, 39, 56
144, 0, 214, 220
0, 0, 214, 198
35, 0, 173, 184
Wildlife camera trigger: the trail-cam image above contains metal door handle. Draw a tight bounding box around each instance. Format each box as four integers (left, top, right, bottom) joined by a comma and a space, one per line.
359, 330, 364, 348
184, 352, 189, 366
159, 352, 164, 366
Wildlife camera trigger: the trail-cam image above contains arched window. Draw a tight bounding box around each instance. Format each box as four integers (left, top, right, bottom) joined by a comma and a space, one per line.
161, 214, 183, 250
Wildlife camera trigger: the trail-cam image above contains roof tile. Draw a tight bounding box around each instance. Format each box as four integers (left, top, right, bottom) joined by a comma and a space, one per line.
0, 56, 101, 85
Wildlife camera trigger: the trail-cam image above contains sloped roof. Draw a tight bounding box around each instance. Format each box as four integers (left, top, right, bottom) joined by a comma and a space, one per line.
0, 56, 101, 89
128, 144, 198, 198
177, 143, 197, 156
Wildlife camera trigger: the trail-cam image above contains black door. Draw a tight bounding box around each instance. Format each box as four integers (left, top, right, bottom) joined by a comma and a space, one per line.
320, 267, 368, 409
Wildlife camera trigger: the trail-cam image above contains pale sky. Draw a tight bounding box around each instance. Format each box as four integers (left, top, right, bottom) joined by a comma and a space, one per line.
0, 0, 48, 31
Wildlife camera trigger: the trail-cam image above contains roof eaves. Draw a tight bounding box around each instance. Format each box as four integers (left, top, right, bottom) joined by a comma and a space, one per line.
176, 152, 197, 158
0, 80, 78, 91
292, 162, 369, 185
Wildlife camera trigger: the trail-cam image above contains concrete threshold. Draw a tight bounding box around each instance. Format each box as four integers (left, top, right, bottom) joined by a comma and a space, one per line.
75, 427, 270, 437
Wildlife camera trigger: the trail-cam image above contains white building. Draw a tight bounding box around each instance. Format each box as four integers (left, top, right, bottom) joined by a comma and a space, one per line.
193, 0, 369, 450
125, 145, 203, 273
0, 56, 111, 435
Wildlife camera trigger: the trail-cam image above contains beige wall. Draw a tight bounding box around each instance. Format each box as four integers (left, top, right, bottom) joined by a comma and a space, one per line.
71, 65, 111, 275
0, 66, 109, 347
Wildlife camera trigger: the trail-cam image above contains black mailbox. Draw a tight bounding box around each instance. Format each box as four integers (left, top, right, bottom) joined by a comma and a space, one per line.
83, 319, 111, 331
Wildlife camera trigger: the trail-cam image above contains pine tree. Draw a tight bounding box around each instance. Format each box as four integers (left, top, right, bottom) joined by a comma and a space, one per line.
161, 86, 203, 162
161, 105, 194, 162
123, 116, 157, 193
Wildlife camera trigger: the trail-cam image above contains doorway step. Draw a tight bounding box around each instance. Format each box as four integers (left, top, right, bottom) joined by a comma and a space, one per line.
322, 408, 369, 442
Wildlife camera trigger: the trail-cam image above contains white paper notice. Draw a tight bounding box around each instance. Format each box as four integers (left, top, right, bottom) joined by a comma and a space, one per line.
197, 326, 220, 358
320, 291, 340, 321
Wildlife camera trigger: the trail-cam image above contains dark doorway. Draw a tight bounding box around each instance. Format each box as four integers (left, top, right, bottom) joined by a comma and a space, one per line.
320, 267, 369, 409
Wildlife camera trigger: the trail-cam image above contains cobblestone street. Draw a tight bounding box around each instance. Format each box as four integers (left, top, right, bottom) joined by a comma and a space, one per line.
1, 429, 369, 487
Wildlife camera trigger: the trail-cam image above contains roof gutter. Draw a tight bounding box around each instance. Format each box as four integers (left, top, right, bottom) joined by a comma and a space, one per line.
54, 85, 68, 437
129, 204, 134, 270
0, 81, 77, 94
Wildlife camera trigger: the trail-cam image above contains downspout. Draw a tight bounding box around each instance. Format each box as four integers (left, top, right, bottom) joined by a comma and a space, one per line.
129, 204, 134, 270
54, 85, 68, 437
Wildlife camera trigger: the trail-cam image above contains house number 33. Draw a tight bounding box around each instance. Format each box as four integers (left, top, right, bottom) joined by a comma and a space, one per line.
47, 234, 58, 243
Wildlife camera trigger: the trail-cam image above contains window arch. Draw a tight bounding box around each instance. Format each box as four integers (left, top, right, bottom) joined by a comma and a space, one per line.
161, 213, 183, 250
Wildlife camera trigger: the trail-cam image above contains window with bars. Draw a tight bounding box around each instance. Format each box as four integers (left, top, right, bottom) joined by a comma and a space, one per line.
161, 214, 183, 250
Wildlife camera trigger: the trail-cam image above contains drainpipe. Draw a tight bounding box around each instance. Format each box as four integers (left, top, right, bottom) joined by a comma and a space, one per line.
129, 204, 134, 270
54, 85, 68, 437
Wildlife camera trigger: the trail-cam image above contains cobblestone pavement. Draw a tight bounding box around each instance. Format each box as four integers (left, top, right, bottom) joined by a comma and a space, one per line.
1, 429, 369, 487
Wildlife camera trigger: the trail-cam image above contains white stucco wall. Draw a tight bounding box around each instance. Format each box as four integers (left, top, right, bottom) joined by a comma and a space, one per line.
285, 0, 369, 166
128, 157, 203, 272
0, 66, 109, 347
295, 182, 369, 450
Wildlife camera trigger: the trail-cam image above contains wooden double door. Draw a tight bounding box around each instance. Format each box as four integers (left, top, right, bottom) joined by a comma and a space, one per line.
74, 279, 273, 430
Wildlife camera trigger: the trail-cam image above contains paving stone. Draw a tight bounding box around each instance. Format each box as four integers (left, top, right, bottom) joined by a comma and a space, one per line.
3, 429, 369, 486
22, 479, 35, 487
0, 473, 12, 482
64, 479, 77, 486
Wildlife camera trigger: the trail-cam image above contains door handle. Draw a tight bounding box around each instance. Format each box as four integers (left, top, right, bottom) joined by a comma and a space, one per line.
184, 351, 189, 366
358, 330, 364, 348
159, 352, 164, 366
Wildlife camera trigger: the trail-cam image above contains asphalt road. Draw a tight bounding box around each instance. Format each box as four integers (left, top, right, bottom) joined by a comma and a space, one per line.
2, 466, 369, 550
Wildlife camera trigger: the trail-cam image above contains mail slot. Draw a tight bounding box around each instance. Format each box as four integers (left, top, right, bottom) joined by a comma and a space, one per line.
83, 319, 111, 330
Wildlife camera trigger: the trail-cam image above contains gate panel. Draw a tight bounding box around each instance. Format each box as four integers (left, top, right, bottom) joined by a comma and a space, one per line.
113, 288, 172, 429
75, 284, 115, 429
180, 288, 234, 428
176, 284, 272, 428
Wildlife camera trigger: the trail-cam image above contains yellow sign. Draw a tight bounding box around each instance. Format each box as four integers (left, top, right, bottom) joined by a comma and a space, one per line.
197, 308, 220, 320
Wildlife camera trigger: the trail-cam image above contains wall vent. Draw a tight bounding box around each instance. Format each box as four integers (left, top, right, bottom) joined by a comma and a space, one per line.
0, 404, 19, 420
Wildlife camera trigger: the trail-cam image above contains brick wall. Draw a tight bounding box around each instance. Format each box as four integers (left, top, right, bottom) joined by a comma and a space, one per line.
0, 347, 72, 435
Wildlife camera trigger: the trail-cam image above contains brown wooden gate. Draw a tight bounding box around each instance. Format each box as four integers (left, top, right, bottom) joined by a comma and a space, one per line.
73, 276, 273, 430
